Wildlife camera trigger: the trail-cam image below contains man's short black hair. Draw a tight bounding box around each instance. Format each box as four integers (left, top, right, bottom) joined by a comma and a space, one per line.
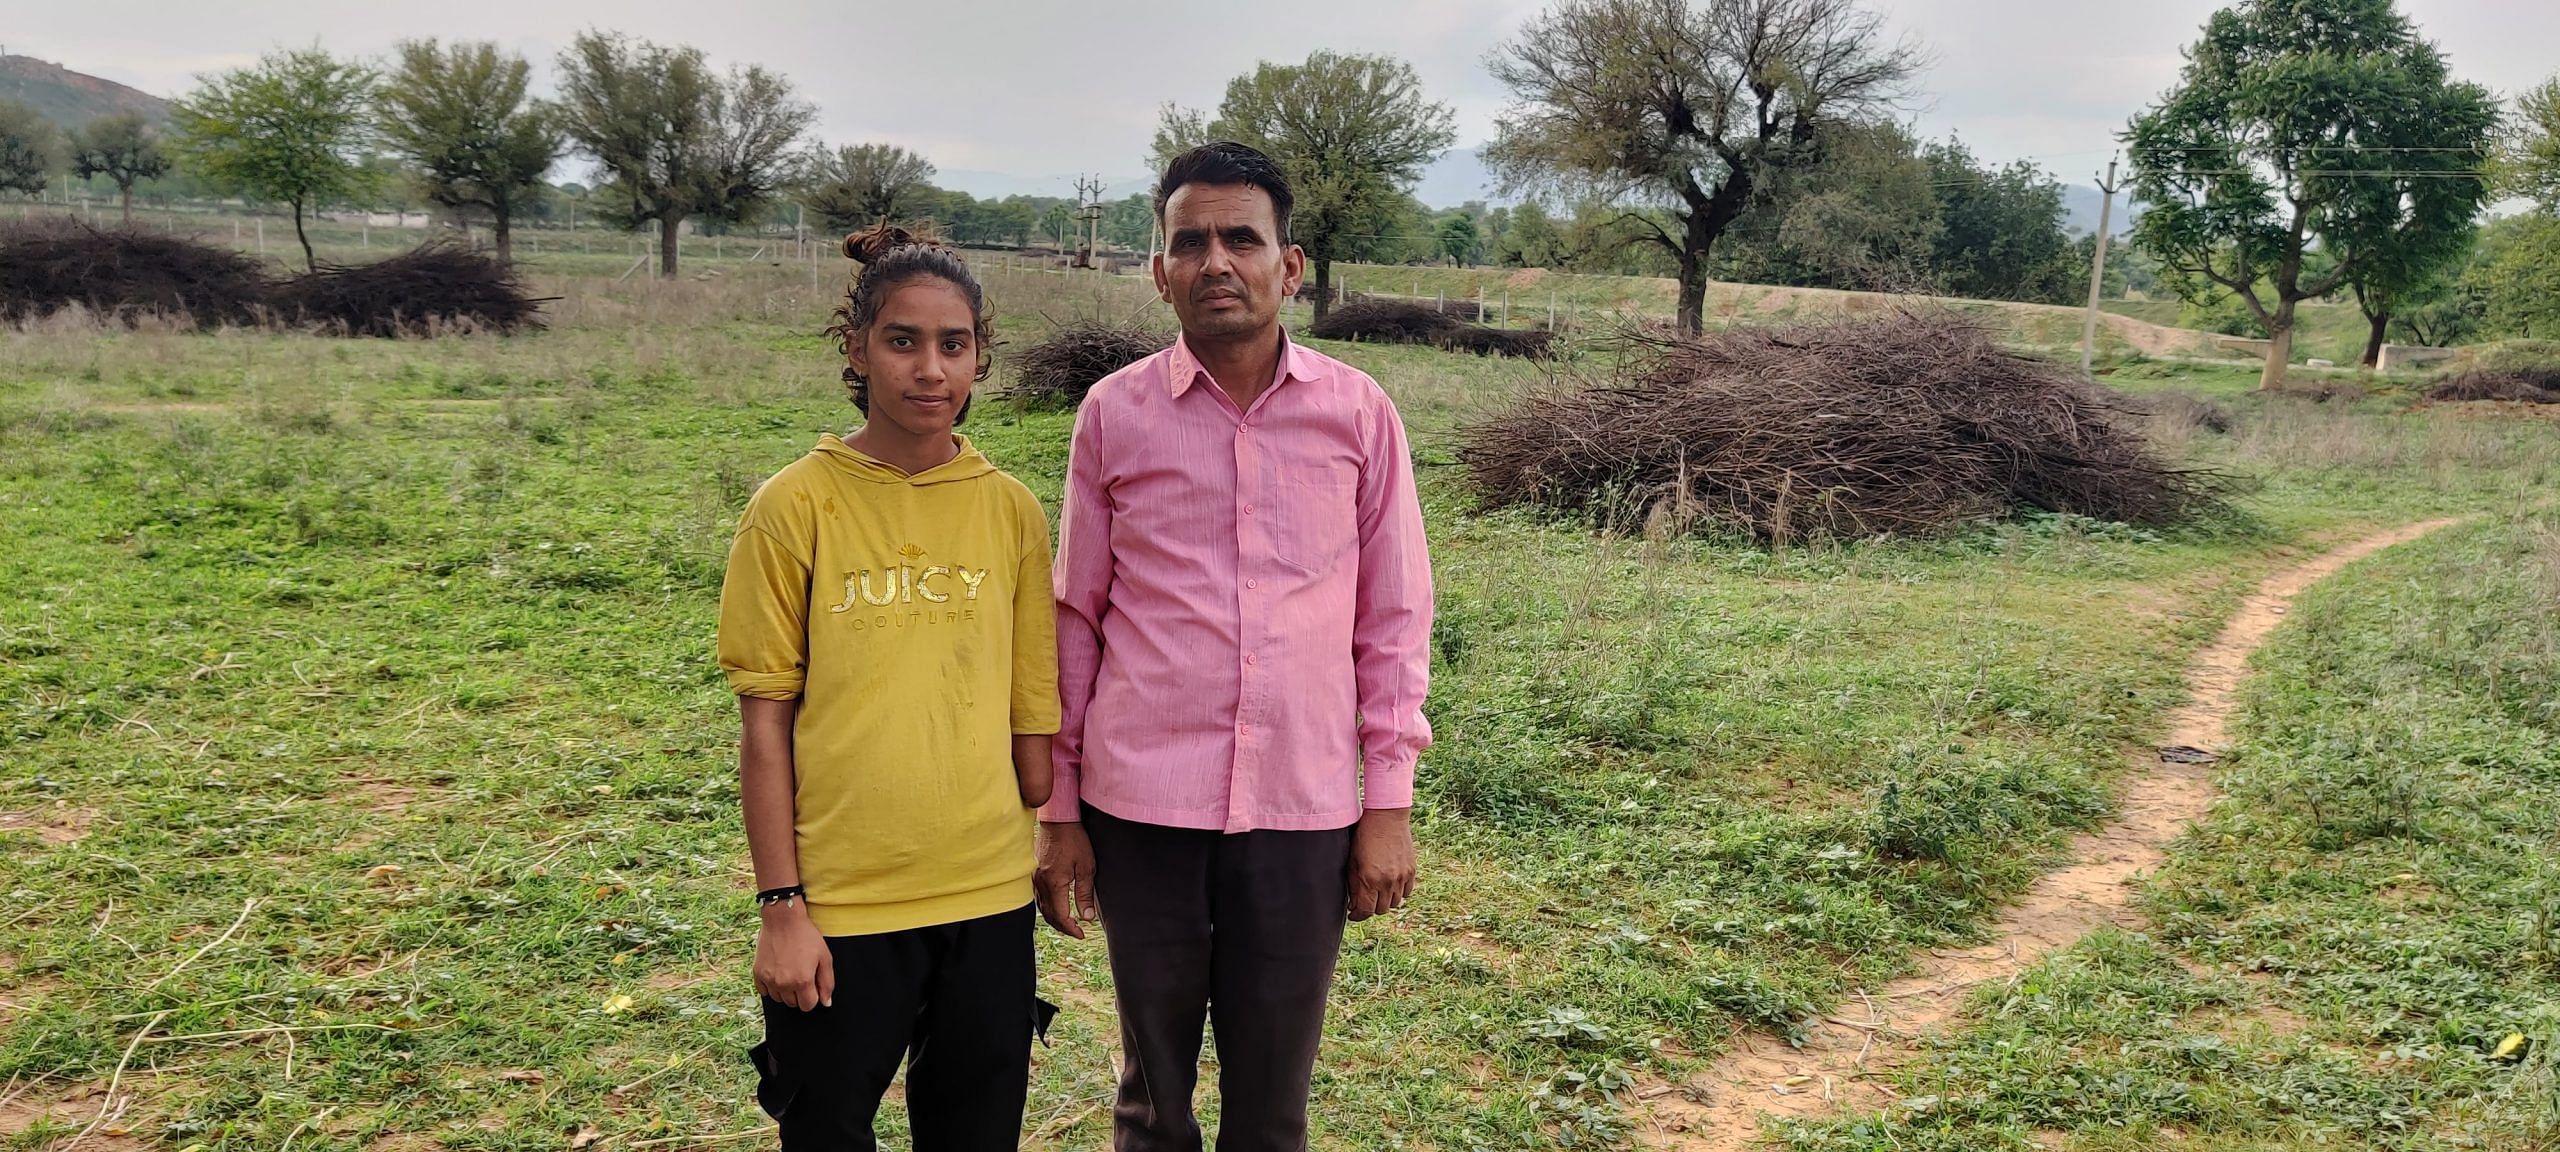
1155, 141, 1294, 246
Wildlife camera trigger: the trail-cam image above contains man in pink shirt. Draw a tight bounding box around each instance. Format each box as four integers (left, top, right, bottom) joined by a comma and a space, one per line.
1033, 142, 1435, 1150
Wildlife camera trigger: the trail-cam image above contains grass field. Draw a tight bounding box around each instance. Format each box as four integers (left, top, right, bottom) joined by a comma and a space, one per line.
2, 263, 2555, 1150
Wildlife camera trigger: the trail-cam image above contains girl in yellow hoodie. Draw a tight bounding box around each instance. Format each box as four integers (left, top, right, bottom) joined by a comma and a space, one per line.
717, 225, 1059, 1150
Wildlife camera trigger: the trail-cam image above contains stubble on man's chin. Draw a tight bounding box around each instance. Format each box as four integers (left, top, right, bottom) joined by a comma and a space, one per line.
1180, 304, 1277, 342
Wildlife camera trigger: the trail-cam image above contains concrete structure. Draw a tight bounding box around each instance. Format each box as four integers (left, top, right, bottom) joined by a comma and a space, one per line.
2378, 344, 2461, 373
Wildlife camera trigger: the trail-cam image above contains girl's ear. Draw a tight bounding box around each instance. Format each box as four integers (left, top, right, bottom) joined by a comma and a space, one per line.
845, 328, 869, 381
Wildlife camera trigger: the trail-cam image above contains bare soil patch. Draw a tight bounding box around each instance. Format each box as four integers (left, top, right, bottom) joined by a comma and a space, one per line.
1633, 518, 2464, 1149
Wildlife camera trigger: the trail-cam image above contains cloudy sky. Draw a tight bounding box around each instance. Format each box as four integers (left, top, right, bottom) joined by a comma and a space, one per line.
7, 0, 2554, 202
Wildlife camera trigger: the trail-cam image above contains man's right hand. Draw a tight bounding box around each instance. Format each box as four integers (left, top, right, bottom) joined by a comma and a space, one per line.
753, 902, 834, 1011
1034, 821, 1100, 939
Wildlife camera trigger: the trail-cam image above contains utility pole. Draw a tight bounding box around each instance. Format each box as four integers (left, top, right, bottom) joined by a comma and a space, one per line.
2080, 155, 2123, 375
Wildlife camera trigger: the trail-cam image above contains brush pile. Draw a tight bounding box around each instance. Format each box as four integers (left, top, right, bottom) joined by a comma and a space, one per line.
2424, 369, 2560, 404
1006, 321, 1173, 408
0, 223, 545, 336
1459, 310, 2228, 542
0, 219, 273, 326
1308, 298, 1551, 359
264, 240, 545, 336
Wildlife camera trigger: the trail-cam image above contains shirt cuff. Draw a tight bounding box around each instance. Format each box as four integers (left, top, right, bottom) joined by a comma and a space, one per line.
1361, 756, 1415, 810
725, 671, 804, 701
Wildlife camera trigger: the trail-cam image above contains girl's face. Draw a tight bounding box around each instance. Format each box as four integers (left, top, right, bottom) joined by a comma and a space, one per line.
849, 278, 979, 439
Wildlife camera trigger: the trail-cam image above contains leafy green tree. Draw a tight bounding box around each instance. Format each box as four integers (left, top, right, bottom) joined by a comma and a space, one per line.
1498, 199, 1567, 268
172, 49, 377, 271
2474, 214, 2560, 338
2498, 76, 2560, 212
1169, 51, 1455, 318
0, 100, 56, 198
553, 32, 813, 277
798, 143, 935, 233
67, 112, 170, 224
1436, 211, 1483, 265
1488, 0, 1919, 333
375, 39, 561, 264
2126, 0, 2499, 389
1102, 193, 1154, 250
1924, 136, 2078, 303
1715, 117, 1936, 291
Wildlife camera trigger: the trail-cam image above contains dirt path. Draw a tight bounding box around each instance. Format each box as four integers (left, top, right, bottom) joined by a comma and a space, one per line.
1636, 517, 2467, 1149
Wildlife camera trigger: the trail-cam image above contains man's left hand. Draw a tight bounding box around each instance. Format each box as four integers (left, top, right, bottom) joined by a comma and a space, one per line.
1347, 807, 1416, 922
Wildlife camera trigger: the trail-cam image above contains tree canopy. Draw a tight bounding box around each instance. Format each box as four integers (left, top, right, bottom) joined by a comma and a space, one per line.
553, 32, 813, 277
375, 39, 562, 263
0, 99, 58, 198
1488, 0, 1919, 332
171, 48, 378, 271
1166, 51, 1455, 319
799, 143, 936, 234
68, 112, 174, 224
2126, 0, 2498, 388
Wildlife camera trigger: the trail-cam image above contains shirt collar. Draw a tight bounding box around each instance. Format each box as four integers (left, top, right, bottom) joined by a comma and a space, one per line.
1167, 330, 1316, 400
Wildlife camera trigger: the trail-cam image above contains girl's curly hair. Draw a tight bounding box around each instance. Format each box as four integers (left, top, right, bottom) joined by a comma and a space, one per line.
824, 224, 996, 413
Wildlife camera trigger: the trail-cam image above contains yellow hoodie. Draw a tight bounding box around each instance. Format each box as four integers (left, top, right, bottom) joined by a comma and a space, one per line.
717, 433, 1060, 936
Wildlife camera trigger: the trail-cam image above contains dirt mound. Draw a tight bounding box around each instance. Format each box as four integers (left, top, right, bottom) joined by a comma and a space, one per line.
2425, 369, 2560, 404
265, 240, 545, 336
1006, 321, 1172, 408
0, 219, 273, 326
1309, 298, 1551, 359
1458, 310, 2228, 542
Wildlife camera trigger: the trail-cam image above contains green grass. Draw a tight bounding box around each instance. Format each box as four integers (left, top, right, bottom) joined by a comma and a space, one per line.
1, 267, 2555, 1150
1777, 511, 2560, 1151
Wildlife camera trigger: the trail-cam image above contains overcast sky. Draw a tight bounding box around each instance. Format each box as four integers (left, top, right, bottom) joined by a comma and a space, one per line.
6, 0, 2555, 201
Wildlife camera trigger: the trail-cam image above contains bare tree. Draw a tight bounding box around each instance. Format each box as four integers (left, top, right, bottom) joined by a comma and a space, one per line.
799, 143, 936, 233
1487, 0, 1919, 333
553, 32, 813, 277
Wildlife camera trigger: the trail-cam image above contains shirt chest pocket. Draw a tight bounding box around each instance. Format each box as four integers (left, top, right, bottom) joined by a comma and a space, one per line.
1270, 470, 1359, 575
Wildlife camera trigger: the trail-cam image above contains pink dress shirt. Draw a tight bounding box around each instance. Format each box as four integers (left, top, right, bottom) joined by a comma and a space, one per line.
1042, 334, 1434, 833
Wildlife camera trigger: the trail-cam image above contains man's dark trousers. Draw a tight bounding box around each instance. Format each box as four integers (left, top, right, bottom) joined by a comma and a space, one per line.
1082, 804, 1354, 1152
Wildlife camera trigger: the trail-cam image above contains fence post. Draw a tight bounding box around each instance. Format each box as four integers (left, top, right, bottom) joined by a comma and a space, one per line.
1548, 290, 1557, 330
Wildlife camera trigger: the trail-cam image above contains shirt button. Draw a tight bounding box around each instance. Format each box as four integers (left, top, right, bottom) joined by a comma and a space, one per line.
1246, 579, 1257, 589
1244, 504, 1255, 515
1246, 654, 1258, 666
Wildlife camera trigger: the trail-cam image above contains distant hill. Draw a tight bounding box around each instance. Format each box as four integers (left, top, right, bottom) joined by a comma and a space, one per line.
0, 55, 172, 129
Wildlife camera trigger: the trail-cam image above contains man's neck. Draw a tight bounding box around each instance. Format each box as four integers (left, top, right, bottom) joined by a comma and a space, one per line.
1190, 326, 1285, 412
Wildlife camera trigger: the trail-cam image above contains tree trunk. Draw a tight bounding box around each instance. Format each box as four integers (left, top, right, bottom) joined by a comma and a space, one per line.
494, 211, 513, 265
119, 185, 133, 227
659, 216, 683, 278
1674, 254, 1707, 336
292, 200, 316, 272
2257, 316, 2294, 391
1311, 259, 1332, 323
2360, 310, 2389, 370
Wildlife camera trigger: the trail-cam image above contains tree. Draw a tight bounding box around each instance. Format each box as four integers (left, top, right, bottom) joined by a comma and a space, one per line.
1924, 136, 2078, 303
553, 32, 813, 278
2473, 214, 2560, 339
172, 49, 376, 271
68, 112, 171, 224
1436, 211, 1483, 264
375, 40, 561, 264
1714, 116, 1935, 291
1498, 199, 1567, 267
2126, 0, 2499, 389
0, 99, 58, 198
798, 143, 935, 233
1174, 52, 1456, 318
1488, 0, 1920, 333
2498, 76, 2560, 212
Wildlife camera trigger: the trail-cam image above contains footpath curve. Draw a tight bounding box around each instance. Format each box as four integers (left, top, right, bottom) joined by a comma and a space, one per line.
1638, 517, 2468, 1149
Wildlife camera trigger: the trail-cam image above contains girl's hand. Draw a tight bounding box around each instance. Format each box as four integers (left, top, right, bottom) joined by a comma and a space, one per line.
754, 903, 834, 1011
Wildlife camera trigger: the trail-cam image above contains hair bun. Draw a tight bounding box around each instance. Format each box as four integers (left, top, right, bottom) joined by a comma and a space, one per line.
843, 224, 921, 265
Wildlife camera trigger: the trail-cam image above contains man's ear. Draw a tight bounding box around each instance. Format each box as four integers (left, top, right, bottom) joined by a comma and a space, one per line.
1281, 244, 1306, 301
1152, 249, 1171, 303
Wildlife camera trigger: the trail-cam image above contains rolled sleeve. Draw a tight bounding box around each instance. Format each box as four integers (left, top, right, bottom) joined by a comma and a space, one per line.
1010, 493, 1063, 735
716, 519, 812, 701
1351, 390, 1434, 810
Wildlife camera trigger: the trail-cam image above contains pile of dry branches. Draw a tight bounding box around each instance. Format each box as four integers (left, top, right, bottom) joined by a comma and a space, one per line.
2425, 369, 2560, 404
264, 240, 546, 336
1309, 298, 1551, 359
1459, 310, 2229, 542
1005, 321, 1173, 408
0, 220, 272, 326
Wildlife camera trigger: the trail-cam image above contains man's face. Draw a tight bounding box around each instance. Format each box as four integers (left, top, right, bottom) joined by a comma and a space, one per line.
1154, 183, 1304, 342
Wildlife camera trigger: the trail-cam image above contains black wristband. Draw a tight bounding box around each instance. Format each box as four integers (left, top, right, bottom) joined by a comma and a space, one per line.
755, 884, 805, 907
